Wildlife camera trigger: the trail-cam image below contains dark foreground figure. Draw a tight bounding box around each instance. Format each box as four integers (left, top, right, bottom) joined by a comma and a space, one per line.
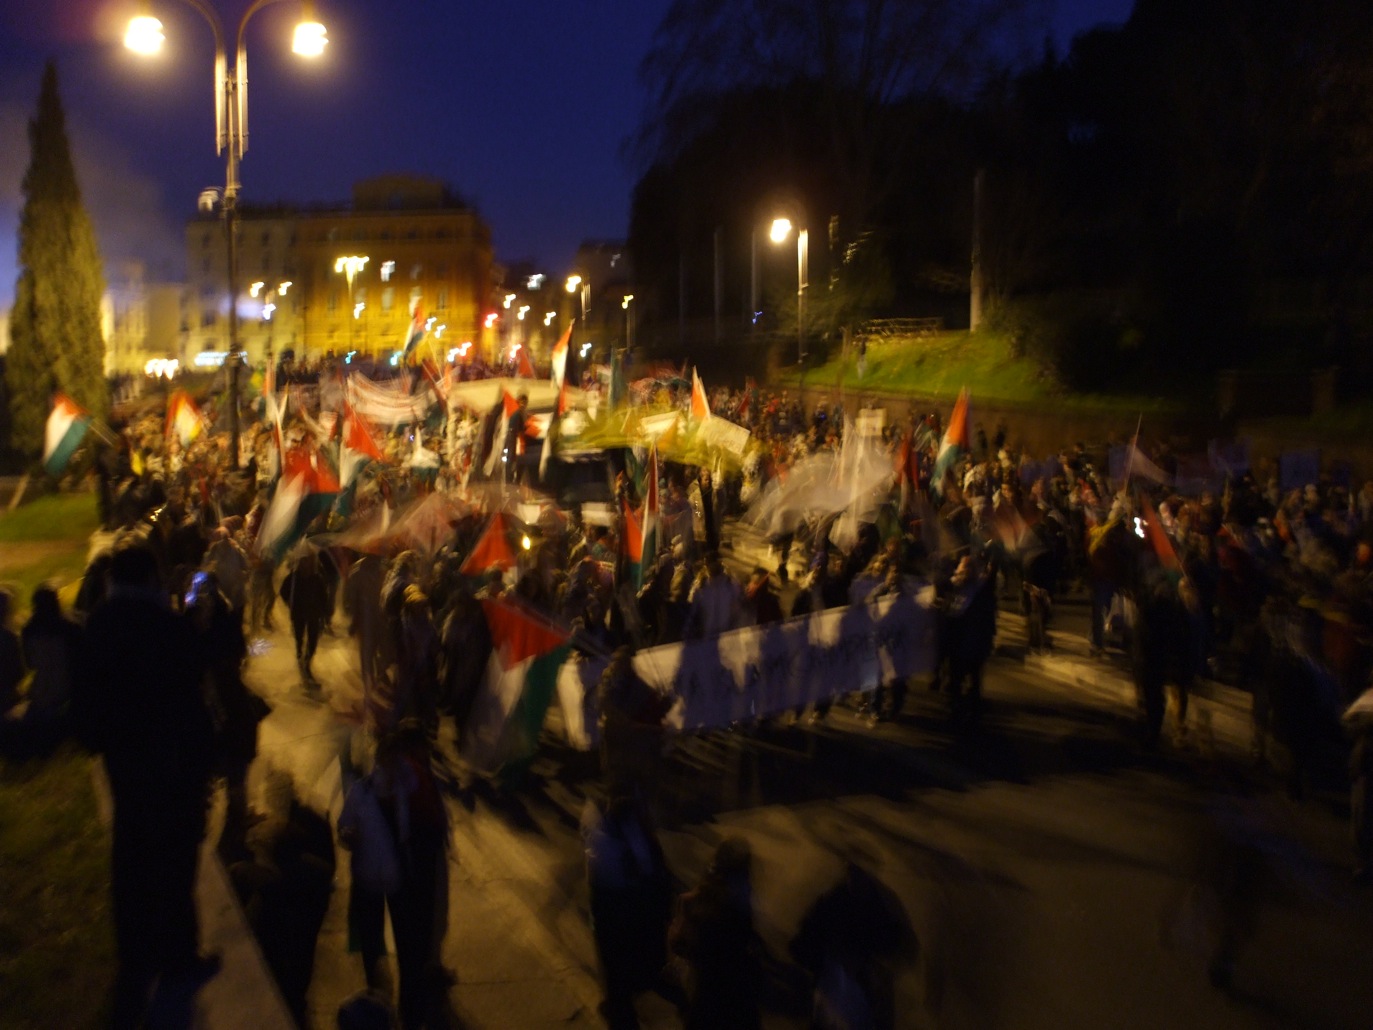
75, 542, 221, 1027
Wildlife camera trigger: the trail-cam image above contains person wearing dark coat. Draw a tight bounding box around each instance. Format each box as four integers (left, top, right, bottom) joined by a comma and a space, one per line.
16, 582, 83, 753
668, 836, 763, 1030
74, 542, 220, 1027
582, 793, 674, 1029
280, 550, 332, 687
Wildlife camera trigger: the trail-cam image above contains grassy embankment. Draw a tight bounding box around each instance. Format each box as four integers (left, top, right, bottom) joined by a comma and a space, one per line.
0, 490, 112, 1029
780, 329, 1182, 414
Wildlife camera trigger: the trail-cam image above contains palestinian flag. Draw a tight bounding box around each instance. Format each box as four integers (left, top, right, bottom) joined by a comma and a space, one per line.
482, 389, 522, 476
166, 390, 205, 447
549, 323, 572, 387
461, 599, 571, 776
402, 305, 426, 361
1137, 491, 1182, 574
42, 394, 92, 477
538, 379, 572, 481
932, 387, 970, 494
516, 343, 536, 379
690, 367, 711, 422
630, 442, 659, 588
256, 444, 342, 556
460, 511, 518, 576
340, 402, 386, 489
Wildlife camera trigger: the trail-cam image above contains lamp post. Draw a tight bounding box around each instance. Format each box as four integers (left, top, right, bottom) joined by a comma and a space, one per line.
621, 294, 635, 354
769, 217, 808, 366
565, 274, 588, 326
250, 278, 291, 368
334, 255, 368, 355
125, 0, 327, 470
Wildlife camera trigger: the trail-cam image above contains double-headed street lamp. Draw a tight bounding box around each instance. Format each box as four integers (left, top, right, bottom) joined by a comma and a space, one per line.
125, 0, 327, 470
250, 279, 291, 364
565, 274, 589, 325
334, 255, 368, 353
769, 217, 808, 366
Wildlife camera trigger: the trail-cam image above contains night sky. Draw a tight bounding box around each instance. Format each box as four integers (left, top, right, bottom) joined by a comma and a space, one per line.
0, 1, 1132, 311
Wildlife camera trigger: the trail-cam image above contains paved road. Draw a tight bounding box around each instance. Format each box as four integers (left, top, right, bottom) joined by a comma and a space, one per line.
235, 523, 1373, 1029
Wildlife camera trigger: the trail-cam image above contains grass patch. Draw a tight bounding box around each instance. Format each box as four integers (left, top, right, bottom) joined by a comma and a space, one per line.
0, 744, 114, 1029
0, 490, 110, 1028
782, 330, 1181, 414
0, 491, 98, 542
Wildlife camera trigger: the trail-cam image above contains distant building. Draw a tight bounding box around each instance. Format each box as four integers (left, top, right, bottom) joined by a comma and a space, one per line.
184, 174, 494, 366
101, 261, 185, 375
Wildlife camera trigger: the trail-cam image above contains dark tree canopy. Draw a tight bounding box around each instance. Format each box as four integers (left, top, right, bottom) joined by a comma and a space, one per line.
6, 60, 107, 458
628, 0, 1373, 391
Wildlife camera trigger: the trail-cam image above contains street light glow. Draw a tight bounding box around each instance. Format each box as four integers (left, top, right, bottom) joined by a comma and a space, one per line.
249, 281, 266, 298
565, 275, 582, 293
124, 15, 165, 55
622, 294, 634, 309
292, 20, 328, 58
769, 218, 793, 244
544, 311, 556, 326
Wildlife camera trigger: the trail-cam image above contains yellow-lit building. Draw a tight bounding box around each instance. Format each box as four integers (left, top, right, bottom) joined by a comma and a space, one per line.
184, 175, 493, 366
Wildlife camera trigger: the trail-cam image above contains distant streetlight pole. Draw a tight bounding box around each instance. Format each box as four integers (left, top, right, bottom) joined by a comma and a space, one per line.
770, 217, 808, 365
250, 278, 292, 367
622, 294, 635, 354
335, 255, 368, 354
124, 0, 328, 469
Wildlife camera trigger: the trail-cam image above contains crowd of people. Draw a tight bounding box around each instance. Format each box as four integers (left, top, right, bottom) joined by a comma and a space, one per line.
4, 355, 1373, 1026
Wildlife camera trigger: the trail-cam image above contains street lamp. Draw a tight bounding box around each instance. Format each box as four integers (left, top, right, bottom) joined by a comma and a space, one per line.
565, 274, 588, 325
622, 294, 635, 353
250, 279, 291, 365
334, 255, 368, 354
125, 0, 327, 470
769, 217, 808, 365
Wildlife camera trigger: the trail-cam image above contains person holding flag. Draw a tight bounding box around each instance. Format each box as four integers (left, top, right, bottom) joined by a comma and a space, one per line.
932, 387, 970, 495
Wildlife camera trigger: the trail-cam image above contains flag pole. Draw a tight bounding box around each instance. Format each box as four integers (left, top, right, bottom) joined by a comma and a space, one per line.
1122, 413, 1142, 493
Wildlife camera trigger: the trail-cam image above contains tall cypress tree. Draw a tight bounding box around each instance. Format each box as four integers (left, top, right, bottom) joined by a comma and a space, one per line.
6, 60, 107, 459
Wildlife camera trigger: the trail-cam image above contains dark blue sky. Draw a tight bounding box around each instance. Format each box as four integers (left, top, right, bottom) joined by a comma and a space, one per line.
0, 1, 1133, 309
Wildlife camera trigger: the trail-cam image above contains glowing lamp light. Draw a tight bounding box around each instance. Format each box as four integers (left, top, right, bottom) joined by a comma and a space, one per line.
484, 313, 498, 329
622, 294, 634, 309
503, 293, 516, 309
517, 305, 529, 320
262, 303, 276, 320
580, 342, 592, 357
353, 302, 365, 319
144, 357, 180, 378
769, 217, 793, 244
565, 275, 582, 294
521, 535, 532, 551
124, 15, 165, 55
249, 281, 266, 298
292, 20, 328, 58
389, 352, 402, 366
543, 311, 555, 326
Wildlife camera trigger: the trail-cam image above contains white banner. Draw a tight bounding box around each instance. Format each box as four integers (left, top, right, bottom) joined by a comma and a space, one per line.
555, 591, 937, 746
346, 374, 436, 425
697, 416, 751, 456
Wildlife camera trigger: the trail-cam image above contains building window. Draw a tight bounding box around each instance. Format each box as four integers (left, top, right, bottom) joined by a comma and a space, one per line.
261, 254, 270, 272
437, 288, 449, 311
381, 260, 395, 282
202, 232, 213, 249
436, 262, 448, 279
381, 287, 394, 312
202, 310, 216, 328
410, 263, 422, 281
409, 287, 422, 313
260, 231, 270, 246
328, 290, 339, 313
355, 287, 367, 304
202, 257, 211, 275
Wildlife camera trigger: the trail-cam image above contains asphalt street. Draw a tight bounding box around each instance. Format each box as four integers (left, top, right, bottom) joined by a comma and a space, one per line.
232, 521, 1373, 1029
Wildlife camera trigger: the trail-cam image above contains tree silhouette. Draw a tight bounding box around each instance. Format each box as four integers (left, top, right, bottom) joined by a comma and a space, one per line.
6, 61, 107, 459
